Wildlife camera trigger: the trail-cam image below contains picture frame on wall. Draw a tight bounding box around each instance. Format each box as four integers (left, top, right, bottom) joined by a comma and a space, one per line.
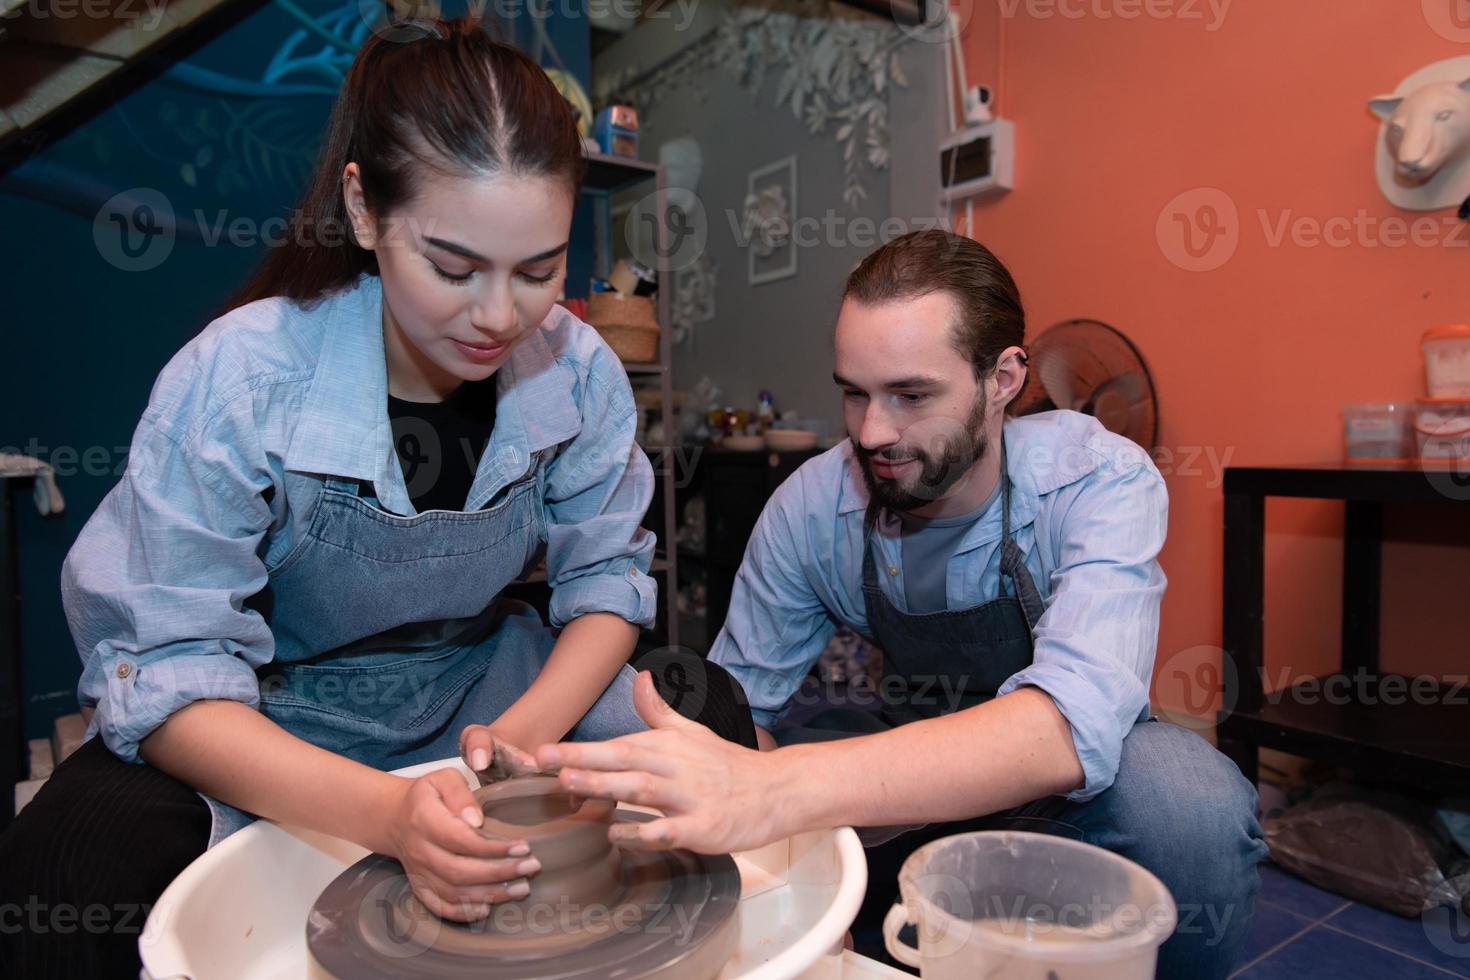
744, 154, 798, 286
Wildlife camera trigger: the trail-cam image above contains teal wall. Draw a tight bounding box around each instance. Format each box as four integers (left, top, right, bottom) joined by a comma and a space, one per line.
0, 0, 592, 740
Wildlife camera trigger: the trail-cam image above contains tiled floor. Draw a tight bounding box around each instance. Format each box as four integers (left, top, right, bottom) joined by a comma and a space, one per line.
1231, 862, 1470, 978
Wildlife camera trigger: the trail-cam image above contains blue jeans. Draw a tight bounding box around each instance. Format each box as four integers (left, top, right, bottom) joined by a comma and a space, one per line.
856, 719, 1268, 980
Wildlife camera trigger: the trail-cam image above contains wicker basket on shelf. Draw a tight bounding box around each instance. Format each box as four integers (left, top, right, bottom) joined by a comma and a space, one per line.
586, 292, 660, 363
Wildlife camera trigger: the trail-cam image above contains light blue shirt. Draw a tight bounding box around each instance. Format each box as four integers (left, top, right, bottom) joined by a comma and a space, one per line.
61, 274, 657, 763
709, 411, 1168, 800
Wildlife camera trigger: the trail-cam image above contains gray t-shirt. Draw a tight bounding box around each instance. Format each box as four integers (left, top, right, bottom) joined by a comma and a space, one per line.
898, 484, 1001, 613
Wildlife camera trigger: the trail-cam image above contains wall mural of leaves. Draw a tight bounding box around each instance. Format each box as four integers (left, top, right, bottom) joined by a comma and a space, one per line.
595, 6, 907, 209
0, 0, 366, 225
132, 0, 369, 200
1, 0, 553, 224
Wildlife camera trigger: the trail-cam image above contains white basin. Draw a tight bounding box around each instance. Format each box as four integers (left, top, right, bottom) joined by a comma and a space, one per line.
140, 758, 870, 980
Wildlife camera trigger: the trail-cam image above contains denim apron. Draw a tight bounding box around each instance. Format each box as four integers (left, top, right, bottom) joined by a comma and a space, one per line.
777, 446, 1045, 743
201, 457, 639, 846
863, 457, 1045, 728
774, 451, 1045, 848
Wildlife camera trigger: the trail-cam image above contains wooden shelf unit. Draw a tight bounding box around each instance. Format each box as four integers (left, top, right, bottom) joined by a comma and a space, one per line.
1217, 462, 1470, 796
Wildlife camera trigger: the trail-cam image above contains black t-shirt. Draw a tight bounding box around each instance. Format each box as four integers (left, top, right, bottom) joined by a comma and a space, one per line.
387, 377, 497, 513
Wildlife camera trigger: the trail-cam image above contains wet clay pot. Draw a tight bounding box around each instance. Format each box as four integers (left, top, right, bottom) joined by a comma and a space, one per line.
473, 775, 622, 910
309, 773, 743, 979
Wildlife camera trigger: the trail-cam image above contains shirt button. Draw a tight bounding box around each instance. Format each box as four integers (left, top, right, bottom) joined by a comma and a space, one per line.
115, 662, 133, 679
888, 565, 899, 577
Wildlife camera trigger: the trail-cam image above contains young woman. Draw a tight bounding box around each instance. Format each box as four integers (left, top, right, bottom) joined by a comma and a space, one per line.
0, 18, 752, 976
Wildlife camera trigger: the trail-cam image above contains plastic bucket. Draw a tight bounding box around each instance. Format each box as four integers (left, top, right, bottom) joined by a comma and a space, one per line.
1423, 325, 1470, 399
1415, 398, 1470, 462
1342, 402, 1415, 461
882, 831, 1176, 980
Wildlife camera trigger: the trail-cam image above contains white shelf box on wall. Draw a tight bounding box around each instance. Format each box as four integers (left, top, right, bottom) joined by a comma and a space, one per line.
939, 118, 1015, 204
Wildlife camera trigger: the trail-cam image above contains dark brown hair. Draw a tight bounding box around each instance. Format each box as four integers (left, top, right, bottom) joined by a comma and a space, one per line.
843, 230, 1026, 380
224, 16, 585, 312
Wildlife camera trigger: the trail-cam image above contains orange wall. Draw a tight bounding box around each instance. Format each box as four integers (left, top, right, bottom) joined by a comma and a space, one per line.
955, 0, 1470, 717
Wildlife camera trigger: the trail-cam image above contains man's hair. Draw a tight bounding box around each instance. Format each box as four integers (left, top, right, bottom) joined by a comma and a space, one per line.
843, 230, 1025, 380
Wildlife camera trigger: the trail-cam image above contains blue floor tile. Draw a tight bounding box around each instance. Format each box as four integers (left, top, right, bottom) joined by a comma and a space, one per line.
1258, 862, 1352, 920
1235, 925, 1455, 980
1236, 904, 1311, 967
1325, 903, 1470, 977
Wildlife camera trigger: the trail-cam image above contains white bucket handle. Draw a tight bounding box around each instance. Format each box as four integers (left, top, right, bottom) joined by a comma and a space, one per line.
882, 902, 923, 968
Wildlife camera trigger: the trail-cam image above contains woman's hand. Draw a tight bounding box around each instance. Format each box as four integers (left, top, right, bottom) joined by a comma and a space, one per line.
379, 768, 542, 922
459, 725, 542, 785
535, 671, 797, 855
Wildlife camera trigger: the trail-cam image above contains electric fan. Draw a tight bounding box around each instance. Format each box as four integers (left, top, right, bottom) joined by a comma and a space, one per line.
1012, 319, 1159, 450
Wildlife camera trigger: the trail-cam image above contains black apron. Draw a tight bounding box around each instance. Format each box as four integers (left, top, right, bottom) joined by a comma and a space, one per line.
776, 446, 1046, 742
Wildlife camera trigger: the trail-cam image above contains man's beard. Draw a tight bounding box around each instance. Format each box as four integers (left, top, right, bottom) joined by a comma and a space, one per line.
855, 394, 990, 513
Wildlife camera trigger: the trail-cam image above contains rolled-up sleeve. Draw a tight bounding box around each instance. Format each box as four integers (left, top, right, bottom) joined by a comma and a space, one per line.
543, 351, 657, 629
61, 407, 276, 764
709, 477, 836, 729
996, 457, 1168, 800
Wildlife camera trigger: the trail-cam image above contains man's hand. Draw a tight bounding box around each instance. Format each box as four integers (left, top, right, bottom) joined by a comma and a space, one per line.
536, 671, 795, 855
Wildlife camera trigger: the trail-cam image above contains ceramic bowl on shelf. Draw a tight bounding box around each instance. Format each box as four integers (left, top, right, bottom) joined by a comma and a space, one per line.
723, 434, 765, 451
764, 429, 818, 451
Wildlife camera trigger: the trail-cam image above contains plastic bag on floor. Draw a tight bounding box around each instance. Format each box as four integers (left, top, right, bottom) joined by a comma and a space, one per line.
1265, 782, 1464, 917
1438, 802, 1470, 857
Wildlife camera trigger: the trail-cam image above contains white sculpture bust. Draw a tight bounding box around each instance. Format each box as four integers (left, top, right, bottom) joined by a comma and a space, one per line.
1370, 55, 1470, 213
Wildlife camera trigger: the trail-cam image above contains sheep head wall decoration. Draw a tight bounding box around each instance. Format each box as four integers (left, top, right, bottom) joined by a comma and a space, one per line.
1369, 55, 1470, 217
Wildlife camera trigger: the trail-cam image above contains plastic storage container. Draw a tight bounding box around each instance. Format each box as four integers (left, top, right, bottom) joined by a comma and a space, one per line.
1415, 398, 1470, 462
1342, 403, 1415, 461
882, 831, 1175, 980
1423, 325, 1470, 399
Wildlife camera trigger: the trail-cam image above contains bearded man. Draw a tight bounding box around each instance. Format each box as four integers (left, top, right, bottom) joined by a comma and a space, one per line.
539, 231, 1266, 980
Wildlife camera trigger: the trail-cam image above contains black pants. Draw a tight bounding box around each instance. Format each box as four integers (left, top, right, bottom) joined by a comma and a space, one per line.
0, 655, 756, 979
0, 735, 211, 978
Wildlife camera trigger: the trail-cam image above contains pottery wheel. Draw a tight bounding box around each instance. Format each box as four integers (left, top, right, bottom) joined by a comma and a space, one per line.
306, 812, 741, 979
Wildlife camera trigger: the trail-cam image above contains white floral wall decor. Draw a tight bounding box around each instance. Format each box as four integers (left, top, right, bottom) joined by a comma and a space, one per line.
743, 187, 791, 258
745, 154, 798, 285
672, 255, 718, 346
